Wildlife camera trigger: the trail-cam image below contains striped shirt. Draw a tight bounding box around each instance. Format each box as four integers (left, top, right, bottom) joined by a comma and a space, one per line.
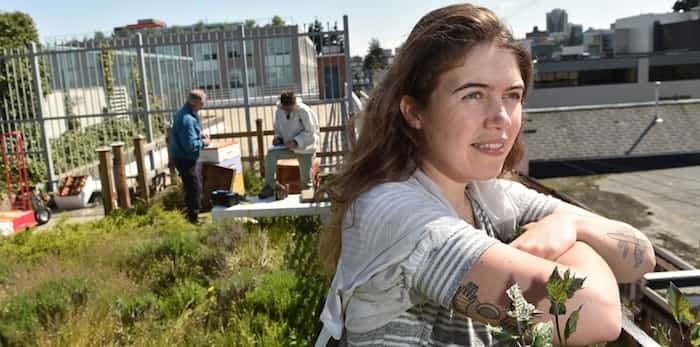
334, 172, 559, 346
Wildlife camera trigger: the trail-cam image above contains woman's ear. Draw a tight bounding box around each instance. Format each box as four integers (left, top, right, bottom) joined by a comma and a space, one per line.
400, 95, 422, 129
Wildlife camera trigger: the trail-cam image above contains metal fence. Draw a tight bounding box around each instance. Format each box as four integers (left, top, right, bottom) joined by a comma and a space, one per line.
0, 16, 354, 194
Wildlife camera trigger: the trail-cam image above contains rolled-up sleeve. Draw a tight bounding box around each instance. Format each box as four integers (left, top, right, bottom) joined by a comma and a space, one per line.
409, 218, 499, 308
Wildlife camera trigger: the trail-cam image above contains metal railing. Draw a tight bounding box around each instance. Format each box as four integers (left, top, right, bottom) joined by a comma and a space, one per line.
523, 174, 699, 346
1, 16, 354, 194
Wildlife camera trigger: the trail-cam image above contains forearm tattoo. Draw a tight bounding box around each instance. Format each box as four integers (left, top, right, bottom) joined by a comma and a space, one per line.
606, 229, 647, 268
453, 282, 503, 322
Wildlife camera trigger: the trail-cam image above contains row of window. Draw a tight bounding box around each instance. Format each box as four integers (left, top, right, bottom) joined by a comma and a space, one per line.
535, 68, 637, 88
190, 38, 290, 62
534, 63, 700, 88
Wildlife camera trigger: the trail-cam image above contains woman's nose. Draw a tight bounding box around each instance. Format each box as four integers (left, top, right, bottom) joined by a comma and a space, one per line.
485, 97, 510, 128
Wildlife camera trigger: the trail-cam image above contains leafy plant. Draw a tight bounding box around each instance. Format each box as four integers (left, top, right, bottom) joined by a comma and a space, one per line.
666, 281, 700, 346
489, 266, 585, 347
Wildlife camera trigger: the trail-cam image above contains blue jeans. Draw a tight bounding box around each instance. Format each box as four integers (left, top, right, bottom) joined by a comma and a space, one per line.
264, 148, 314, 190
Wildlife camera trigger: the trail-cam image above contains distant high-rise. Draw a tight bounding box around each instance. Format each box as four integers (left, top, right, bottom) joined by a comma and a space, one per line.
568, 24, 583, 45
547, 9, 569, 33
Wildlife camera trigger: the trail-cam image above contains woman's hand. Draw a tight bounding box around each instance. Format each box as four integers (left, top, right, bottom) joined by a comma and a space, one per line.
509, 213, 578, 260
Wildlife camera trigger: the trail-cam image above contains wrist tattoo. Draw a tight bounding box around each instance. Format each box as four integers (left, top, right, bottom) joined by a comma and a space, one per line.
453, 282, 502, 321
607, 229, 647, 268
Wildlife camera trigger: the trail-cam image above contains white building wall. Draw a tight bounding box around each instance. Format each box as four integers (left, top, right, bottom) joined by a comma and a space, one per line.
614, 12, 696, 54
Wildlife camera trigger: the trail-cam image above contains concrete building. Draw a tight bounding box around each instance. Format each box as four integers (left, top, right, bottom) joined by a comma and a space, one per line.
47, 46, 194, 110
583, 28, 613, 58
528, 8, 700, 108
112, 20, 319, 100
613, 9, 700, 55
317, 54, 347, 99
568, 24, 583, 45
525, 26, 549, 44
528, 51, 700, 107
547, 9, 569, 33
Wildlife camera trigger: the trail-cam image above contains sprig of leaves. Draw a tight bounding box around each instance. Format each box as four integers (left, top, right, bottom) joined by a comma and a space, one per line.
490, 267, 586, 347
546, 267, 585, 346
666, 281, 700, 346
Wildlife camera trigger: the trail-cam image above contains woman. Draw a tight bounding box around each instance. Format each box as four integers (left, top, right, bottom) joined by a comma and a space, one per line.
317, 4, 656, 346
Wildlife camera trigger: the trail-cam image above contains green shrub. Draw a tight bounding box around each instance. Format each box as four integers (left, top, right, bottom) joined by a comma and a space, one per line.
0, 224, 92, 264
0, 278, 94, 345
124, 232, 225, 294
243, 168, 264, 195
156, 185, 186, 211
113, 292, 159, 327
201, 220, 246, 252
159, 279, 207, 319
0, 205, 191, 265
0, 261, 9, 285
220, 309, 288, 347
243, 270, 298, 319
203, 270, 257, 329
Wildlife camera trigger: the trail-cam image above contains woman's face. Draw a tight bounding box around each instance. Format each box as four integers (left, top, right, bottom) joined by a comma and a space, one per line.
414, 43, 524, 184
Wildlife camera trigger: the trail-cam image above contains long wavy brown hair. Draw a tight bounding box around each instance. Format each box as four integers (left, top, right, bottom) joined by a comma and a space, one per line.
319, 4, 533, 273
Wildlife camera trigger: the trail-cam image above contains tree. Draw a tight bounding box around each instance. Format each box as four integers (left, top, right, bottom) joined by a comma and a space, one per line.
363, 38, 388, 72
244, 19, 257, 30
0, 11, 52, 126
0, 11, 49, 122
673, 0, 699, 11
271, 16, 285, 26
93, 31, 106, 42
0, 11, 50, 187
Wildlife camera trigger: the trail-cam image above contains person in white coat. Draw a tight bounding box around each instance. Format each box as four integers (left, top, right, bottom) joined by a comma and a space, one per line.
258, 91, 320, 199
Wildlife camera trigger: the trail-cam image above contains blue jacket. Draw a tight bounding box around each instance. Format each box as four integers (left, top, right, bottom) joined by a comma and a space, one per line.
168, 104, 204, 161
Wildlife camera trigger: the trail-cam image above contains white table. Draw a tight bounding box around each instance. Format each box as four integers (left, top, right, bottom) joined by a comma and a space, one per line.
211, 194, 330, 221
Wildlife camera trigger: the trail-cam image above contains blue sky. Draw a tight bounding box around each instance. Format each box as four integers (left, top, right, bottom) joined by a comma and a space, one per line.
2, 0, 673, 56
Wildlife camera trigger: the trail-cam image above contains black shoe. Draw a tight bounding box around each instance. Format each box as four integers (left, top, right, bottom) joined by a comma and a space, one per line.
258, 185, 274, 199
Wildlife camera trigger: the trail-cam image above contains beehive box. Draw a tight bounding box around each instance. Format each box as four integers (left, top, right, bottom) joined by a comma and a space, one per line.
199, 140, 241, 163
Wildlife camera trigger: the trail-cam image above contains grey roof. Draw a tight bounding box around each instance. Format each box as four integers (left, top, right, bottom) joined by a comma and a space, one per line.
523, 100, 700, 161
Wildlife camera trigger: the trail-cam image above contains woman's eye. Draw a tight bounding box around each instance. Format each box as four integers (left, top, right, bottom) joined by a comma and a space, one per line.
464, 92, 482, 100
505, 92, 522, 101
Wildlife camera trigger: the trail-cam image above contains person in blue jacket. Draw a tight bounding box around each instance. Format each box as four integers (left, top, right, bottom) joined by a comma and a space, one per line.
168, 89, 210, 224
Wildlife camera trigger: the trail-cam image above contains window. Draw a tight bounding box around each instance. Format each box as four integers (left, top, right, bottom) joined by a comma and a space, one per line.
192, 43, 218, 61
265, 65, 293, 85
265, 38, 291, 56
155, 45, 181, 56
224, 41, 254, 59
534, 68, 637, 88
228, 67, 257, 88
649, 64, 700, 81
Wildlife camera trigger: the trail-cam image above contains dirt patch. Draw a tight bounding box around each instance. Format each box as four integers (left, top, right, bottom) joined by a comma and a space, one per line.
539, 175, 653, 229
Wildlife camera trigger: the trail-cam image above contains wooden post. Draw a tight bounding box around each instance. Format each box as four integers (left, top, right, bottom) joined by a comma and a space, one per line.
133, 135, 150, 203
111, 142, 130, 208
166, 127, 179, 186
96, 147, 116, 215
256, 118, 265, 177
